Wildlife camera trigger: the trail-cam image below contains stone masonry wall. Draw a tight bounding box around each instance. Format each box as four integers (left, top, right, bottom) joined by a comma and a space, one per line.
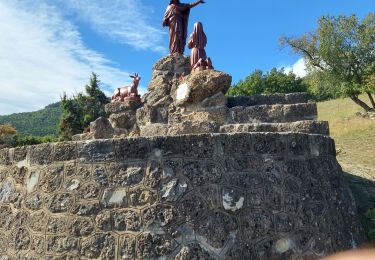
0, 133, 365, 259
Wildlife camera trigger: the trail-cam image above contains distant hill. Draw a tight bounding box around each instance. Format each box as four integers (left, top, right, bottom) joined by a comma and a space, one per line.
0, 102, 62, 137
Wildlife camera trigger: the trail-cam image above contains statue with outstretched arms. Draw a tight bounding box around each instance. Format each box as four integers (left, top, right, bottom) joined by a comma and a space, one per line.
163, 0, 205, 55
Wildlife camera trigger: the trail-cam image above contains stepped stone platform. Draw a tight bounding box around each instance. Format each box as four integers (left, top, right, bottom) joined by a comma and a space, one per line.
0, 54, 366, 259
0, 133, 366, 259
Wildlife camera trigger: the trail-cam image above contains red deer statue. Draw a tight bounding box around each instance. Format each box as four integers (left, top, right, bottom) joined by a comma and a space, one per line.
111, 73, 141, 102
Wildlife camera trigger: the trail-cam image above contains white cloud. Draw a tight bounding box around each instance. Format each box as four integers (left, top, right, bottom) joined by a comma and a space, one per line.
0, 0, 134, 115
284, 58, 307, 78
59, 0, 167, 52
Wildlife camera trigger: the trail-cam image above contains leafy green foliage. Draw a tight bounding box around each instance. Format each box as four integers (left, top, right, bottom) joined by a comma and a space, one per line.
59, 73, 110, 140
0, 124, 17, 148
303, 71, 342, 101
281, 13, 375, 111
0, 102, 62, 137
227, 68, 308, 96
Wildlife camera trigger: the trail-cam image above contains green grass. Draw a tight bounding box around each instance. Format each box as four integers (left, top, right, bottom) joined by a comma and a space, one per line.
318, 95, 375, 167
318, 95, 375, 244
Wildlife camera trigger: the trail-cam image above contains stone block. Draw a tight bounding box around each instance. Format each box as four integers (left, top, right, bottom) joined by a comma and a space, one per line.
53, 142, 77, 162
252, 133, 287, 155
136, 232, 174, 259
113, 209, 141, 231
195, 210, 238, 248
148, 135, 182, 158
118, 235, 136, 259
105, 99, 142, 114
109, 110, 137, 129
29, 143, 53, 165
176, 70, 232, 106
220, 120, 330, 135
114, 137, 150, 160
90, 117, 114, 140
227, 93, 309, 108
47, 193, 74, 213
39, 165, 64, 192
81, 233, 116, 259
11, 146, 28, 165
283, 102, 317, 121
68, 217, 94, 237
180, 134, 216, 158
140, 123, 169, 137
167, 121, 220, 135
0, 148, 10, 165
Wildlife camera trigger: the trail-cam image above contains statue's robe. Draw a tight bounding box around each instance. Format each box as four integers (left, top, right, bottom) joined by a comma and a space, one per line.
188, 22, 207, 68
163, 3, 191, 54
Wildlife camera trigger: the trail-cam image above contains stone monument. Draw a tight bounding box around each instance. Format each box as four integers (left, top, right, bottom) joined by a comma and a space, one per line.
0, 1, 367, 259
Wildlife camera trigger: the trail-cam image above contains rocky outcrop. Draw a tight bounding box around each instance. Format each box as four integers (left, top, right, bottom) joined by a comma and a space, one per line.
175, 70, 232, 106
0, 133, 366, 259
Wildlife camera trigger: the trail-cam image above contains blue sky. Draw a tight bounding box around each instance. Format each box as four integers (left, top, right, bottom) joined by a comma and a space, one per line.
0, 0, 373, 115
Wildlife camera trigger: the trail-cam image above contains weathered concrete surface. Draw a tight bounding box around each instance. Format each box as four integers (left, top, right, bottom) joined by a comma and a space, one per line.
0, 133, 365, 259
220, 120, 330, 136
227, 93, 309, 108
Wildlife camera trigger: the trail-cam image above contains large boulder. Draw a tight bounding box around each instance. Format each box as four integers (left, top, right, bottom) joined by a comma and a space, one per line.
175, 70, 232, 106
105, 100, 142, 114
109, 111, 137, 130
90, 117, 114, 139
144, 54, 191, 107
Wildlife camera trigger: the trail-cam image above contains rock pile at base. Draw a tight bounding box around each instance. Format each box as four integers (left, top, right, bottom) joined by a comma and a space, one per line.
74, 54, 327, 140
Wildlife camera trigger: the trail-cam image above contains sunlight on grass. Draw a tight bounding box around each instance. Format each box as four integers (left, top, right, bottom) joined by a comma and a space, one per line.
318, 95, 375, 167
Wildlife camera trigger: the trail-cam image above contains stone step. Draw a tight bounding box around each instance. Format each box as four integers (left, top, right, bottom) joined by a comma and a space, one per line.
169, 103, 317, 126
220, 121, 329, 135
227, 93, 308, 108
139, 120, 328, 137
229, 102, 317, 123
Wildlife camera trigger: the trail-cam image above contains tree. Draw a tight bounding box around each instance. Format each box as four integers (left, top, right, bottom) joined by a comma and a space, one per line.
59, 93, 84, 141
227, 68, 308, 96
0, 124, 17, 148
281, 13, 375, 111
80, 73, 109, 127
59, 73, 109, 140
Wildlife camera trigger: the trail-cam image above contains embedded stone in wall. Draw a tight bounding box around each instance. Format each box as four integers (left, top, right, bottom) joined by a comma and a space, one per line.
39, 165, 64, 192
47, 193, 74, 213
0, 133, 366, 258
26, 170, 40, 193
113, 209, 141, 231
68, 217, 94, 237
175, 243, 215, 260
101, 189, 127, 208
136, 232, 175, 259
222, 188, 245, 212
81, 233, 116, 259
161, 178, 188, 202
119, 234, 136, 259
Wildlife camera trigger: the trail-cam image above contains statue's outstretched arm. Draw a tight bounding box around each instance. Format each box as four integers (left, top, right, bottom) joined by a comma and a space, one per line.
188, 0, 205, 9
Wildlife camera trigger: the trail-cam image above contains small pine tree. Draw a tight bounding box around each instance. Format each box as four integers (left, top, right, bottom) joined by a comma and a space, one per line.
59, 73, 109, 141
81, 73, 109, 127
59, 93, 84, 141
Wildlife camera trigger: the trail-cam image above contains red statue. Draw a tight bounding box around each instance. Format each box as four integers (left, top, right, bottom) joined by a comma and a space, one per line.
188, 22, 214, 73
111, 73, 141, 102
163, 0, 205, 55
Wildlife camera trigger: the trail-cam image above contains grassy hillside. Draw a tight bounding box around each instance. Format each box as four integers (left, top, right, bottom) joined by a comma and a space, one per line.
318, 95, 375, 243
0, 102, 62, 137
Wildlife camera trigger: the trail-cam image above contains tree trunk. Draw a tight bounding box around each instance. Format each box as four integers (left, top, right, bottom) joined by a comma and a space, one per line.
350, 95, 373, 111
366, 92, 375, 109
